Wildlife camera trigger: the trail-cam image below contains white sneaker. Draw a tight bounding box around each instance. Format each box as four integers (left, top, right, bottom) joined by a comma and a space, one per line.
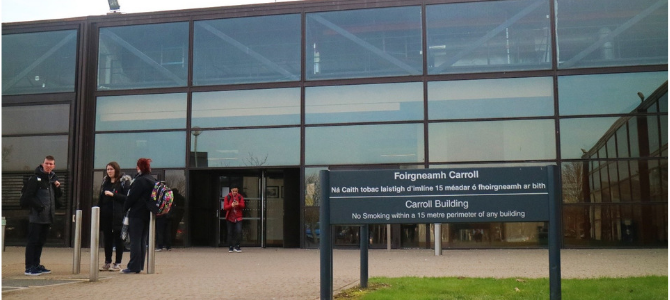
111, 263, 122, 271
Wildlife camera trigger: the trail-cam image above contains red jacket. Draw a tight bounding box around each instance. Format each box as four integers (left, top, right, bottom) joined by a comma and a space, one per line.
223, 193, 245, 222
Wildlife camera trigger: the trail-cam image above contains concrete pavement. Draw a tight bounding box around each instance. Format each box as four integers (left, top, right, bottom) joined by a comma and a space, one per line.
1, 246, 667, 299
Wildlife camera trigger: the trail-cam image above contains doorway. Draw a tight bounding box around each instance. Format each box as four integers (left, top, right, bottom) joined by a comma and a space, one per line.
189, 168, 300, 248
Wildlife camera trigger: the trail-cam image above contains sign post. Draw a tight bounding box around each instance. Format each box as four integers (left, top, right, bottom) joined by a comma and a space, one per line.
319, 166, 561, 300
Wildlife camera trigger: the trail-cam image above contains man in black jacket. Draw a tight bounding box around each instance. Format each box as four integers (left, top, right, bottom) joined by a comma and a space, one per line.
21, 155, 62, 276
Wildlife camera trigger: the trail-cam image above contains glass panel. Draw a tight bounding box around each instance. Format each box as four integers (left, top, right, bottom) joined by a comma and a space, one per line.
96, 93, 187, 131
193, 14, 301, 85
305, 123, 424, 165
444, 222, 546, 248
94, 132, 186, 168
191, 127, 300, 167
561, 117, 625, 159
305, 82, 423, 124
165, 170, 187, 247
98, 22, 189, 90
2, 136, 69, 171
304, 167, 325, 248
647, 115, 661, 155
306, 6, 422, 80
426, 0, 551, 75
616, 125, 630, 158
2, 30, 77, 95
428, 77, 553, 119
556, 0, 668, 69
562, 204, 668, 247
429, 120, 555, 162
192, 88, 300, 128
558, 72, 667, 115
2, 104, 70, 134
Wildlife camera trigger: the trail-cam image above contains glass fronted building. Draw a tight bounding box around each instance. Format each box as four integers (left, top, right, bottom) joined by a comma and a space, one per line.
2, 0, 667, 249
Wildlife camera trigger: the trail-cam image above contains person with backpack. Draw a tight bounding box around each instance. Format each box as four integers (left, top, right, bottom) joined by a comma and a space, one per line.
223, 187, 245, 253
97, 161, 131, 271
121, 158, 154, 274
21, 155, 62, 276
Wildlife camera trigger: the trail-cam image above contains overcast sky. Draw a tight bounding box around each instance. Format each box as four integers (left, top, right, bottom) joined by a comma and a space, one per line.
1, 0, 297, 23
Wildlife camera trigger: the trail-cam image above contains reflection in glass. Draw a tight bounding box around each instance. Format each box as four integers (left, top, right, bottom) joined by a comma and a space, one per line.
305, 82, 423, 124
305, 124, 424, 165
556, 0, 668, 69
98, 23, 189, 90
562, 204, 667, 247
94, 132, 185, 168
192, 88, 300, 128
191, 128, 299, 167
193, 14, 301, 85
96, 93, 187, 131
428, 77, 553, 119
2, 136, 69, 171
2, 30, 77, 95
426, 0, 551, 74
558, 72, 667, 115
306, 6, 422, 80
429, 120, 555, 162
3, 104, 70, 135
165, 170, 187, 247
560, 117, 622, 159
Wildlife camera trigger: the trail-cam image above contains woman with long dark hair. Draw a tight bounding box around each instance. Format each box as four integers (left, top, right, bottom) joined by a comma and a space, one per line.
98, 161, 130, 271
121, 158, 154, 274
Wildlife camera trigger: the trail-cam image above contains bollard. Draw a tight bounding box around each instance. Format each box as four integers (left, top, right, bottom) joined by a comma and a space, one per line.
147, 212, 155, 274
386, 224, 391, 251
90, 207, 100, 282
434, 223, 442, 256
73, 210, 82, 274
2, 216, 6, 252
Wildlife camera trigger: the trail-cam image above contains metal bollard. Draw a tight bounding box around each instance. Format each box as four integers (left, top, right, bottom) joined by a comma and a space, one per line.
386, 224, 391, 251
2, 216, 6, 252
90, 207, 100, 281
434, 223, 442, 256
73, 210, 82, 274
147, 212, 155, 274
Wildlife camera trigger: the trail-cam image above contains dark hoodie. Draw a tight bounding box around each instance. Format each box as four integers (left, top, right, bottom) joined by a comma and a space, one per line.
123, 172, 155, 221
98, 174, 131, 232
23, 165, 62, 224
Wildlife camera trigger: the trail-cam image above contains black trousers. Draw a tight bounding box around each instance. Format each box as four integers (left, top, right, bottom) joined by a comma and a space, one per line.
156, 217, 172, 249
126, 217, 148, 272
226, 220, 243, 248
25, 223, 50, 268
102, 226, 124, 264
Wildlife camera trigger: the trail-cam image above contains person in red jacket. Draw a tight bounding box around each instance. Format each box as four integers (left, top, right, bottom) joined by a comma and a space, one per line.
223, 187, 245, 253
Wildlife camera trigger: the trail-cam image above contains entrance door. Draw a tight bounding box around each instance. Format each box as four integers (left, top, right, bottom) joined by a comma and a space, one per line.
190, 168, 299, 248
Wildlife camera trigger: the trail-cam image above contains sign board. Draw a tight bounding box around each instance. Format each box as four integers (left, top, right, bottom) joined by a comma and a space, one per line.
329, 167, 550, 225
320, 166, 561, 300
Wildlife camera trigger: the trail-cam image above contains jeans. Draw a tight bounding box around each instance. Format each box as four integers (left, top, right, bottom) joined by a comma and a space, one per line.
102, 226, 124, 264
156, 217, 172, 249
126, 217, 148, 272
226, 220, 243, 249
25, 223, 50, 268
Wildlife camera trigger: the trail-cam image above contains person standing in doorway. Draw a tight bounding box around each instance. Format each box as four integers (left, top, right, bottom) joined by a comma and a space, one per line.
98, 161, 131, 271
22, 155, 62, 276
223, 187, 245, 253
121, 158, 154, 274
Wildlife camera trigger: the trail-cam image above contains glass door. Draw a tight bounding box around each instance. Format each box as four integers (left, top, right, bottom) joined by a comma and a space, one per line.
217, 170, 285, 248
218, 174, 261, 247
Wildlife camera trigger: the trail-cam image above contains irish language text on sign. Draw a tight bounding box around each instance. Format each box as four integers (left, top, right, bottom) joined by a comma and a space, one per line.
328, 167, 551, 225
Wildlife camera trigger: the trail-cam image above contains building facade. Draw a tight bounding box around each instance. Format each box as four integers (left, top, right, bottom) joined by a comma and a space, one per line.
2, 0, 667, 249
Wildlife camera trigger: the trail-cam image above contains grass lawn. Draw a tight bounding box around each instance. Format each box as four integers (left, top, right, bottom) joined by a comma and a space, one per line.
334, 276, 668, 300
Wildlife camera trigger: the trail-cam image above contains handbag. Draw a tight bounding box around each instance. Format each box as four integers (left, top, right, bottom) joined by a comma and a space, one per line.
120, 212, 130, 241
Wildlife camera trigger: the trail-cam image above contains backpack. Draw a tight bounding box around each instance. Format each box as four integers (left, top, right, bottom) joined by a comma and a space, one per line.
20, 175, 34, 209
149, 181, 174, 216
